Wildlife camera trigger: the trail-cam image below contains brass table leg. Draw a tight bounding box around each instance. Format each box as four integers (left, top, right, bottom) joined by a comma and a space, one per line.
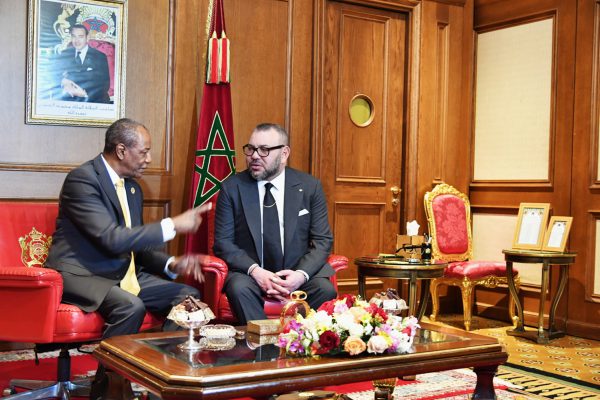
408, 273, 417, 317
537, 261, 550, 343
372, 377, 397, 400
506, 261, 524, 331
416, 279, 431, 321
547, 264, 568, 339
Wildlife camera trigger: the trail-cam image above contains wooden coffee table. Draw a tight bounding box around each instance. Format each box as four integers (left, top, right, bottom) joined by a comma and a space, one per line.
93, 322, 507, 400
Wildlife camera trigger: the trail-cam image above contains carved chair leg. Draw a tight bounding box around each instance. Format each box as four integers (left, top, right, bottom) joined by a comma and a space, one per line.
429, 278, 441, 321
461, 279, 474, 331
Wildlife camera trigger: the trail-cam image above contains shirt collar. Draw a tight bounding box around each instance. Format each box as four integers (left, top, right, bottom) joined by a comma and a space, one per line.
77, 45, 89, 58
101, 154, 122, 186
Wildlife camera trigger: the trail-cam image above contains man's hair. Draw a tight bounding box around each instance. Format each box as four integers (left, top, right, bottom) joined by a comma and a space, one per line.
70, 24, 89, 36
254, 123, 289, 146
103, 118, 146, 153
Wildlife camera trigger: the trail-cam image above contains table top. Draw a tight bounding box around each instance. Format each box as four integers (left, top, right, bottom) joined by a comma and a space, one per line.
502, 249, 577, 263
355, 255, 447, 271
94, 322, 507, 399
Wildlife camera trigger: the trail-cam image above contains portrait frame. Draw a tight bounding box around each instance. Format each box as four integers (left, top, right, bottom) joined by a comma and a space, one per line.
542, 216, 573, 252
512, 203, 551, 250
26, 0, 127, 127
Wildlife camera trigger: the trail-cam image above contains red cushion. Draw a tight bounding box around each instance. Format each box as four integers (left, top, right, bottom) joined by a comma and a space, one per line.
445, 261, 519, 279
432, 195, 469, 255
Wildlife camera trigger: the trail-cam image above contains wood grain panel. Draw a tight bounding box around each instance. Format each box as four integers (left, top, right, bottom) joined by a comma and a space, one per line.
415, 0, 473, 229
431, 21, 449, 184
337, 10, 387, 181
333, 202, 385, 293
125, 0, 172, 171
225, 0, 288, 167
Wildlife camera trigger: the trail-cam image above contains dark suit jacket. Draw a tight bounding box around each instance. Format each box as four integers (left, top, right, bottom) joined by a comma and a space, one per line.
59, 46, 110, 103
213, 167, 334, 279
45, 155, 169, 312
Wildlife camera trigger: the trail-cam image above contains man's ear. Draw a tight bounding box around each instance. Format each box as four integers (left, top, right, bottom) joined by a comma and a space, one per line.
116, 143, 126, 160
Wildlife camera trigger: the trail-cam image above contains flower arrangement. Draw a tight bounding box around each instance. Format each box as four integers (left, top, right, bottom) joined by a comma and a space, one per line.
277, 294, 420, 357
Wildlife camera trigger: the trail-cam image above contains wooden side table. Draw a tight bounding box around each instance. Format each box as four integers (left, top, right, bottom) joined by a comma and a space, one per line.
355, 257, 446, 320
502, 249, 576, 344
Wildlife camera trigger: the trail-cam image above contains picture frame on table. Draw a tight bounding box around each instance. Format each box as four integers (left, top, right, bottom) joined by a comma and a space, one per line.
26, 0, 127, 127
512, 203, 551, 250
541, 216, 573, 252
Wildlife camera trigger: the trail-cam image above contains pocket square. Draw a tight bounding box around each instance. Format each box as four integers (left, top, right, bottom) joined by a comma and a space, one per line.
86, 67, 93, 71
298, 209, 309, 216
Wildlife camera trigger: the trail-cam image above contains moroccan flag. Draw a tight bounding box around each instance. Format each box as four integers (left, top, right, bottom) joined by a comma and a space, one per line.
185, 0, 236, 255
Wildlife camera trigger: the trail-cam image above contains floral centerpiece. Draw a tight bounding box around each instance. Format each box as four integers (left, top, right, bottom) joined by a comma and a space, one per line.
277, 294, 419, 357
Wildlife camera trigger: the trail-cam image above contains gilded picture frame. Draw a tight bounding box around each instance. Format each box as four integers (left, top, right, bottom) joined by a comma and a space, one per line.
26, 0, 127, 127
512, 203, 551, 250
542, 216, 573, 252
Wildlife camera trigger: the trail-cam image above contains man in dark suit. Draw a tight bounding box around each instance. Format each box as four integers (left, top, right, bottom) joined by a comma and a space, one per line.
213, 123, 337, 324
45, 118, 210, 398
58, 24, 111, 103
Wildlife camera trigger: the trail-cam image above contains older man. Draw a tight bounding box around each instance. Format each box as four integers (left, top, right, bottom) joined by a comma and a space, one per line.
45, 118, 210, 398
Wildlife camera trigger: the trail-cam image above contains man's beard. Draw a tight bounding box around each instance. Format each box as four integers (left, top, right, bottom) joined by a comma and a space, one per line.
249, 153, 282, 181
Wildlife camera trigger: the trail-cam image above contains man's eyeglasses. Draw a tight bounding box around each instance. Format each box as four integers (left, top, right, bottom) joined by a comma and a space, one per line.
242, 144, 285, 157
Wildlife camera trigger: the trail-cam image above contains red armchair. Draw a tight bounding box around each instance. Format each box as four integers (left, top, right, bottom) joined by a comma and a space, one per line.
0, 202, 161, 399
424, 184, 520, 331
184, 254, 349, 323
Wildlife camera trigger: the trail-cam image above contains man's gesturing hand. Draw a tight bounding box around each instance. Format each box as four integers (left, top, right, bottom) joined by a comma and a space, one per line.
168, 254, 206, 283
172, 203, 212, 234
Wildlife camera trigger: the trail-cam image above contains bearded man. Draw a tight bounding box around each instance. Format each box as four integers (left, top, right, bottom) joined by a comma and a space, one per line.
213, 123, 336, 324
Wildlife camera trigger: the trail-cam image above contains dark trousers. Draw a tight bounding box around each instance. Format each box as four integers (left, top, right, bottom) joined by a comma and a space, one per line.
224, 271, 337, 325
97, 272, 199, 339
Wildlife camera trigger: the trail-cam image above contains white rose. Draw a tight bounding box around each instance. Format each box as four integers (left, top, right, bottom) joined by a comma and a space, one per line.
367, 335, 389, 354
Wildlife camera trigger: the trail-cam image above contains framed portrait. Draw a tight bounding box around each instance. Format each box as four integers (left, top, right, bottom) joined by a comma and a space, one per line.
26, 0, 127, 127
512, 203, 551, 250
542, 216, 573, 252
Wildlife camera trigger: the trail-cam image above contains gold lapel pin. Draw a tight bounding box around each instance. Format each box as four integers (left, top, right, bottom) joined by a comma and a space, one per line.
131, 187, 135, 194
299, 189, 303, 192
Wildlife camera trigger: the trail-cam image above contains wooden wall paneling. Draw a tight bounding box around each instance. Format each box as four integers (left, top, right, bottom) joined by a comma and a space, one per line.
569, 0, 600, 339
416, 0, 472, 214
472, 0, 583, 336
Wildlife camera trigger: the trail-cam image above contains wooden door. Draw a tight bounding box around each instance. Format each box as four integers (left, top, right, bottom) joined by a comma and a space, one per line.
315, 1, 408, 296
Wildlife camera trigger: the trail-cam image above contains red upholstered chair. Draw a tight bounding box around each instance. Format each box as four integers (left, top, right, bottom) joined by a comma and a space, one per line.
0, 202, 162, 399
424, 184, 520, 331
184, 254, 349, 323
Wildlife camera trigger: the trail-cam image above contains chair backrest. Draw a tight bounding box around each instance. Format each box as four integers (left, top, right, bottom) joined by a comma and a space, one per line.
0, 202, 58, 268
424, 183, 472, 262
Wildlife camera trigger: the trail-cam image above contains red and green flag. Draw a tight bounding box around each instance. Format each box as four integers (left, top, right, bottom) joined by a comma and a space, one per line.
185, 0, 235, 255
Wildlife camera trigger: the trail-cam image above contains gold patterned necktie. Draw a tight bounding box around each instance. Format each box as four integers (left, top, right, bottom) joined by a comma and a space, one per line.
115, 179, 141, 296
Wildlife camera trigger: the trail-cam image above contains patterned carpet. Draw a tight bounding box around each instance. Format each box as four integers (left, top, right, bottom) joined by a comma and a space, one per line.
422, 314, 600, 388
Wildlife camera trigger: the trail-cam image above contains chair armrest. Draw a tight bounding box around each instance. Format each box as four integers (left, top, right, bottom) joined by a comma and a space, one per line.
182, 255, 228, 313
328, 254, 349, 273
0, 266, 63, 342
327, 254, 348, 290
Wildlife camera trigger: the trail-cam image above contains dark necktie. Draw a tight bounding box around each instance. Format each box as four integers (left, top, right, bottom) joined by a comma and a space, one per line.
262, 182, 283, 271
76, 51, 82, 64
